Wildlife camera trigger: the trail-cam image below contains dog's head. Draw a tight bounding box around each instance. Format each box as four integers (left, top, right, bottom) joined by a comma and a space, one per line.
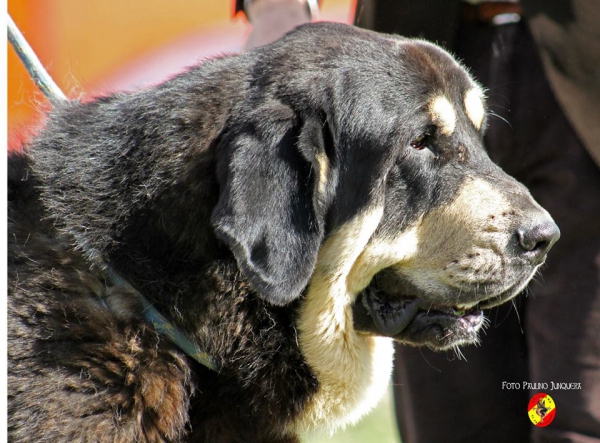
212, 23, 559, 349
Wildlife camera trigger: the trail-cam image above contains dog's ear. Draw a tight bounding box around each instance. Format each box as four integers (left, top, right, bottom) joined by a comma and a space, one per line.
211, 103, 334, 306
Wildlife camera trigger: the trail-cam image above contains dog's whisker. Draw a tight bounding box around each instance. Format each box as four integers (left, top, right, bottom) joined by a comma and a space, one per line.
487, 110, 513, 129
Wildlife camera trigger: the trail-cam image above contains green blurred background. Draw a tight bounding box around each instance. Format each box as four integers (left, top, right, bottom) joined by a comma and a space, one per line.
303, 386, 401, 443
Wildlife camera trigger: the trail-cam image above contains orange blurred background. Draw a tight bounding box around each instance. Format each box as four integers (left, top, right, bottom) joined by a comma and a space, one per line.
7, 0, 353, 149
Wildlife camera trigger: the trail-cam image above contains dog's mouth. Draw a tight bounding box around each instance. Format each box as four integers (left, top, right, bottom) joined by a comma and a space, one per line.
352, 272, 519, 349
358, 286, 484, 337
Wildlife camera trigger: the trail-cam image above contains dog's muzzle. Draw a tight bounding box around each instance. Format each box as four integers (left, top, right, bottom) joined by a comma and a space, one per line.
353, 214, 560, 349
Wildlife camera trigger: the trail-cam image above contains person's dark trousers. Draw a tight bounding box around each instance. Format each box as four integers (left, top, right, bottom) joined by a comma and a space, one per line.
356, 8, 600, 443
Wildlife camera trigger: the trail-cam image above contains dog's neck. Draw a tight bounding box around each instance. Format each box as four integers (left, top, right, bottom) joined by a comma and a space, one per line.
32, 56, 249, 301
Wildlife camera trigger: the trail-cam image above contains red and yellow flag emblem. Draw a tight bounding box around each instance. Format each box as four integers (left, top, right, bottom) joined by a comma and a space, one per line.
528, 393, 556, 427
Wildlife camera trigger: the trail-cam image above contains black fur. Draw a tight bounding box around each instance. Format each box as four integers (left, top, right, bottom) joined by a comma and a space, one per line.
8, 22, 553, 442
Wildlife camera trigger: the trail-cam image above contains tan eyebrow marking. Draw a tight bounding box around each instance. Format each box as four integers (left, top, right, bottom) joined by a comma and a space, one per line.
428, 96, 456, 136
464, 88, 485, 130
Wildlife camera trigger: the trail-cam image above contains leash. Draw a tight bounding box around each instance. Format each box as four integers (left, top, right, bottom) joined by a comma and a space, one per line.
7, 14, 66, 104
8, 13, 220, 373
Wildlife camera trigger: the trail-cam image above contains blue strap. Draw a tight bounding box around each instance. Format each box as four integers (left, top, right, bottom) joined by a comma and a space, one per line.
97, 253, 220, 372
139, 294, 220, 372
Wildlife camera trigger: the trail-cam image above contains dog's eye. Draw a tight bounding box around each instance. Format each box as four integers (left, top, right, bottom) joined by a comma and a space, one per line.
410, 133, 431, 150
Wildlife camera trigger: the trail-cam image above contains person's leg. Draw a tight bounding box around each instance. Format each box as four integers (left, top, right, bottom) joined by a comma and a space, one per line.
506, 25, 600, 443
524, 99, 600, 443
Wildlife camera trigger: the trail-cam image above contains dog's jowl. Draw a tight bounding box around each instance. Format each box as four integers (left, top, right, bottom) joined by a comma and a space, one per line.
8, 23, 559, 442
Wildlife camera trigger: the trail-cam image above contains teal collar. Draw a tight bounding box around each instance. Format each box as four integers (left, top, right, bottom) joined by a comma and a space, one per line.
95, 254, 220, 372
138, 293, 220, 372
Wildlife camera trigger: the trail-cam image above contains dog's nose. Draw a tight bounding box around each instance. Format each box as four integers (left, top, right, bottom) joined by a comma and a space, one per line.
516, 221, 560, 264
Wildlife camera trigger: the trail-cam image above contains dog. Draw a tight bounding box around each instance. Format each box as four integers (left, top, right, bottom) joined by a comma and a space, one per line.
8, 23, 559, 442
